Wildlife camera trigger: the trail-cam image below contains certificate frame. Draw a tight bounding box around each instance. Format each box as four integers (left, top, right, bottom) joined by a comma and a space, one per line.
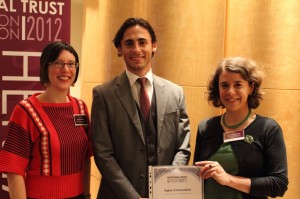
148, 165, 203, 199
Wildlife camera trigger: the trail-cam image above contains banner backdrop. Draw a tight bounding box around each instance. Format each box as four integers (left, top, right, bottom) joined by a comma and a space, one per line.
0, 0, 70, 198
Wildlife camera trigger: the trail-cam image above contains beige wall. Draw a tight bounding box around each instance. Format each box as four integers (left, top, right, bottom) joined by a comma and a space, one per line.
70, 0, 83, 97
75, 0, 300, 198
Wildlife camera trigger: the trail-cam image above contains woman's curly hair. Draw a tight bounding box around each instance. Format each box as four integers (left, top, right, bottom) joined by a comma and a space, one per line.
207, 57, 265, 109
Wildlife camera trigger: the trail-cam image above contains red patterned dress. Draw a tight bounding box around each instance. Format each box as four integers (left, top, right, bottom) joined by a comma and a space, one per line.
0, 93, 92, 198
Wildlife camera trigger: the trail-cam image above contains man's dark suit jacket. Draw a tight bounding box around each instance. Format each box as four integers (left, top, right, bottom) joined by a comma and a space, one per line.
91, 71, 191, 199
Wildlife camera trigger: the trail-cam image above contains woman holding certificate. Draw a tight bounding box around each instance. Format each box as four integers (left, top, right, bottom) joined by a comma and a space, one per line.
194, 57, 288, 199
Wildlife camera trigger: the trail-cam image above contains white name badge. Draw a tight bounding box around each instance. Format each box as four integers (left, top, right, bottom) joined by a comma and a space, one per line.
223, 130, 245, 143
73, 114, 88, 126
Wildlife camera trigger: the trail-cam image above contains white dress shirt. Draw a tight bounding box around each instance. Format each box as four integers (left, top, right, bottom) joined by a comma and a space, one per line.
126, 69, 154, 107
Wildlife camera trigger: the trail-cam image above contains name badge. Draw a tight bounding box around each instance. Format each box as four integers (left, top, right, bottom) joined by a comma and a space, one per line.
73, 114, 88, 126
223, 130, 245, 143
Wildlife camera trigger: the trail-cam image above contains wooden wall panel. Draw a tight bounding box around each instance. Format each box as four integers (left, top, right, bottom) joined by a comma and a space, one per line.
225, 0, 300, 89
149, 0, 226, 86
81, 82, 99, 111
90, 159, 101, 199
183, 86, 221, 164
82, 0, 226, 85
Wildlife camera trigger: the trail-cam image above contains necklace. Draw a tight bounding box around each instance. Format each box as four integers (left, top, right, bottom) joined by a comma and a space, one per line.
222, 109, 251, 129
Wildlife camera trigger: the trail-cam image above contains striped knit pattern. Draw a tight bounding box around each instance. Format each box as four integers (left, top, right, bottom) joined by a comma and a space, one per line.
42, 105, 88, 175
2, 122, 31, 159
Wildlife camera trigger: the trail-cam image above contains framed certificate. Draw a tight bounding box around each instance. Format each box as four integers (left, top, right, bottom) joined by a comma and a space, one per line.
148, 165, 203, 199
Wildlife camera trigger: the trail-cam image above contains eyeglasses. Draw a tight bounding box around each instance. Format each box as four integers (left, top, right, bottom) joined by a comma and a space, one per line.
49, 61, 79, 68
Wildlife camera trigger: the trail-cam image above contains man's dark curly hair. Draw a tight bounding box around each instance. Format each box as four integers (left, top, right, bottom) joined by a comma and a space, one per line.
113, 18, 157, 56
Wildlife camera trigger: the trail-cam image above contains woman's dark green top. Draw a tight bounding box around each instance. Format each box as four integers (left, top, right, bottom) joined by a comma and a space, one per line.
205, 143, 243, 199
